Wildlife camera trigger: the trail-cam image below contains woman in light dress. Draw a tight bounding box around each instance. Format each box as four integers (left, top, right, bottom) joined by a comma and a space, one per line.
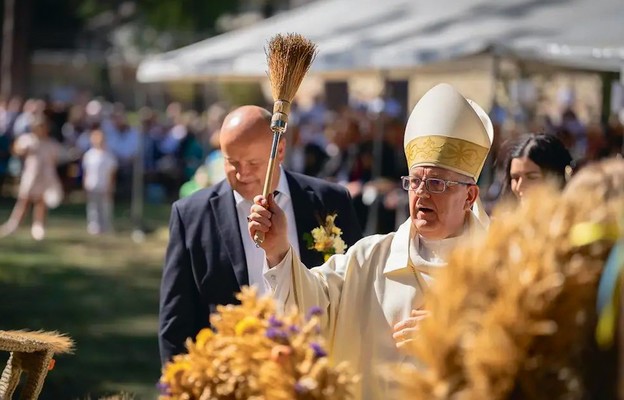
0, 114, 63, 240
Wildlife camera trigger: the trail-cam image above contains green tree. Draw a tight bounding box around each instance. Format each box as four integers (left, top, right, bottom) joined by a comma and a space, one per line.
76, 0, 240, 34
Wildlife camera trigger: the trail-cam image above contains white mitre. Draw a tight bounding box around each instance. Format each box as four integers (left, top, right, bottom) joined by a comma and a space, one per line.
404, 83, 494, 181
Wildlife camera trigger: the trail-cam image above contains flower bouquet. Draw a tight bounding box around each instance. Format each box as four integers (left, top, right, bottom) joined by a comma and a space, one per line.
303, 214, 347, 262
158, 287, 356, 400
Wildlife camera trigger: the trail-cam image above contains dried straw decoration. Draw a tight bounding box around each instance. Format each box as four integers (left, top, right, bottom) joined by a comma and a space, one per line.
266, 33, 317, 105
0, 329, 74, 400
159, 287, 356, 400
396, 179, 623, 400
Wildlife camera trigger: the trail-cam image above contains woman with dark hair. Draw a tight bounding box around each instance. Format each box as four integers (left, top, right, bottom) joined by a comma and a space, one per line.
502, 133, 573, 201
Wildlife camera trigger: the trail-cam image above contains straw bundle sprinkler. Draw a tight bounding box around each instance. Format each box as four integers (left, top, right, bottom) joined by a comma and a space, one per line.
254, 33, 317, 246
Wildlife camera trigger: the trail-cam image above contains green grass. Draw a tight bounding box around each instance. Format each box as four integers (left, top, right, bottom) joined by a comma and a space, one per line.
0, 200, 173, 399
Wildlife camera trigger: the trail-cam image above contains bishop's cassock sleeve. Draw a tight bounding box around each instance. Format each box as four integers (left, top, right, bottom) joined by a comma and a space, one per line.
263, 246, 350, 335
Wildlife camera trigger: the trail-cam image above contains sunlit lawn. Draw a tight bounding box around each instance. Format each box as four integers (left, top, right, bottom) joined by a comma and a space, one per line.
0, 199, 172, 399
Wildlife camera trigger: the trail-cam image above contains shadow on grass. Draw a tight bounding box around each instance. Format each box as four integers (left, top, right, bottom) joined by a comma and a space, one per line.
0, 200, 172, 399
0, 197, 172, 232
0, 261, 161, 399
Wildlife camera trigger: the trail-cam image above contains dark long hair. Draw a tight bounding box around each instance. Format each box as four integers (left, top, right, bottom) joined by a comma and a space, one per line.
501, 133, 573, 198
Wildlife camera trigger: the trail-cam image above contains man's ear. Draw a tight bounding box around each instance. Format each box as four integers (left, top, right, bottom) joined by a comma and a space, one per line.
465, 185, 480, 211
276, 137, 287, 163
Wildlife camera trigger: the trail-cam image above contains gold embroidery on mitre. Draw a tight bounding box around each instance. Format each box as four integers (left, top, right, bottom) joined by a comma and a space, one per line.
405, 135, 489, 178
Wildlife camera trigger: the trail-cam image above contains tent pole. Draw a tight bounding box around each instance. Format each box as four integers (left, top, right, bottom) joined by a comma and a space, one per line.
364, 70, 388, 236
621, 64, 624, 157
478, 46, 501, 191
131, 85, 147, 243
600, 71, 619, 126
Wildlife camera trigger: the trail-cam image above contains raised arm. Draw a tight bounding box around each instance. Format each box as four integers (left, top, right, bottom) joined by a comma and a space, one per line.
248, 194, 347, 334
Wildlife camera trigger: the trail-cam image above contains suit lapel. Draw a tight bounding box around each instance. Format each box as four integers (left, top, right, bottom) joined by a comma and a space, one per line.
286, 172, 325, 267
210, 185, 249, 289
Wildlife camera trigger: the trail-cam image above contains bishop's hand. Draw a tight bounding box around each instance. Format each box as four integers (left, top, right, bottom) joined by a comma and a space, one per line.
248, 193, 290, 267
392, 309, 430, 349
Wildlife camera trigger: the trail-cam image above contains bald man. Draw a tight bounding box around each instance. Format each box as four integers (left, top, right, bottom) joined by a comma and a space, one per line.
159, 105, 362, 363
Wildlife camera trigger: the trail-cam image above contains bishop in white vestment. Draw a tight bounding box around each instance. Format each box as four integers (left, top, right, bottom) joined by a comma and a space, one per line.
248, 83, 495, 399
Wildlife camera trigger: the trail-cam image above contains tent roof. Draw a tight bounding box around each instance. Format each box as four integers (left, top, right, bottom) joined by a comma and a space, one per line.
137, 0, 624, 82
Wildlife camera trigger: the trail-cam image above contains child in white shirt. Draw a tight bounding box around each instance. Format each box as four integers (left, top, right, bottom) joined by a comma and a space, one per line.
82, 130, 117, 234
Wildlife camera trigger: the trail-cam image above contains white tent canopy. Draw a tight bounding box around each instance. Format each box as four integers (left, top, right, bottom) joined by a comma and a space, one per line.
136, 0, 624, 82
137, 0, 400, 82
368, 0, 624, 71
507, 3, 624, 72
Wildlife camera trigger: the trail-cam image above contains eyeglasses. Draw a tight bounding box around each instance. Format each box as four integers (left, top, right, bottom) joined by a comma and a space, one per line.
401, 176, 474, 193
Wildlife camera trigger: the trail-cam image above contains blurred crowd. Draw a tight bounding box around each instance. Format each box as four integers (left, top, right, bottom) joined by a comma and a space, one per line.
0, 93, 622, 236
0, 97, 207, 204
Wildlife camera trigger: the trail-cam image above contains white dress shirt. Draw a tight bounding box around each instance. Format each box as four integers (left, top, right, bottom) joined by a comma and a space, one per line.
234, 167, 300, 296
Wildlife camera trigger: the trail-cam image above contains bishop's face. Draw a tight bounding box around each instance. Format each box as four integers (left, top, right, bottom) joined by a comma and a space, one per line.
406, 166, 479, 240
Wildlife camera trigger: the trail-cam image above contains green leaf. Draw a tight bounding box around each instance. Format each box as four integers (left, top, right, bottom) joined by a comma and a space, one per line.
303, 232, 314, 250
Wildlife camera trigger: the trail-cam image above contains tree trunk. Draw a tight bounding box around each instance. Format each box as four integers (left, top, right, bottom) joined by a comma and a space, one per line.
1, 0, 32, 98
1, 0, 15, 98
13, 0, 32, 97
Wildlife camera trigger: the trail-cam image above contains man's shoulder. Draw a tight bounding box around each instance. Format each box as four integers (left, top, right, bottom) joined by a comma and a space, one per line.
287, 171, 348, 197
172, 179, 229, 215
350, 231, 395, 256
324, 231, 396, 273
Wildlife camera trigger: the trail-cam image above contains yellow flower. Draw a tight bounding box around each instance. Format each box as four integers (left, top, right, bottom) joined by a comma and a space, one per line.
196, 328, 214, 347
331, 226, 342, 236
235, 316, 262, 336
162, 359, 190, 383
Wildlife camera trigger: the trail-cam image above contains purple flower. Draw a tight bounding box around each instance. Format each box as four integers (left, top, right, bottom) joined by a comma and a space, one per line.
310, 342, 327, 358
268, 315, 284, 328
266, 327, 288, 341
294, 382, 309, 394
156, 382, 170, 395
288, 324, 300, 334
306, 306, 323, 320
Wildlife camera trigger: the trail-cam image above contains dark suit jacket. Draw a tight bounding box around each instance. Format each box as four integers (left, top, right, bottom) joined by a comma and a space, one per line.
159, 170, 363, 364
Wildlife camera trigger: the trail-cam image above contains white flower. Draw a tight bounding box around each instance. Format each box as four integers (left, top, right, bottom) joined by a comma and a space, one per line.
311, 227, 326, 242
333, 237, 346, 255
